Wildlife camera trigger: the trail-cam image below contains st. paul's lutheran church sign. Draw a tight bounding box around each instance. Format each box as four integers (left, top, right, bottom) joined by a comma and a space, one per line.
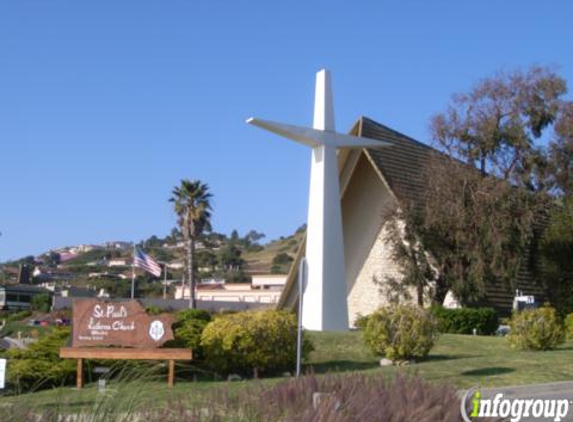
60, 299, 191, 388
71, 299, 174, 348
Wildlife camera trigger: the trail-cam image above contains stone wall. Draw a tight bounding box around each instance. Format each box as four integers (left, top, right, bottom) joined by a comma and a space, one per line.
342, 153, 407, 326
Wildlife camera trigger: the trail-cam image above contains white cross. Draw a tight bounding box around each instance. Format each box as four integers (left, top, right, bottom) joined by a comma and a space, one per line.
247, 69, 390, 331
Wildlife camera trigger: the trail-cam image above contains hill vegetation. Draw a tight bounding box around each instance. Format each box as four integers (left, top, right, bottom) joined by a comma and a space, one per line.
0, 226, 305, 296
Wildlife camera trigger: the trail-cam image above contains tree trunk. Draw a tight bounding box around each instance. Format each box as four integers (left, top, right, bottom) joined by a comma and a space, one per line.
480, 154, 486, 176
188, 238, 196, 309
417, 283, 424, 307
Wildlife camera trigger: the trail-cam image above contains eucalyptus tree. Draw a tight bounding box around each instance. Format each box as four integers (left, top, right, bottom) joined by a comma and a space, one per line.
387, 67, 569, 306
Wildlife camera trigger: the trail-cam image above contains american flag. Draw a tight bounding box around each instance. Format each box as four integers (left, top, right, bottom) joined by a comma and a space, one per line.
134, 246, 162, 277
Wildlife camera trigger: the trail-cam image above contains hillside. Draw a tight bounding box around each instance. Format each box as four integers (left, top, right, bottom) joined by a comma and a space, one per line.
0, 227, 305, 290
243, 228, 304, 274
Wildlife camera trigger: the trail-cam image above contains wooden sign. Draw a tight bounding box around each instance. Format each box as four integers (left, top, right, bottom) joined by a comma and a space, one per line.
72, 299, 174, 348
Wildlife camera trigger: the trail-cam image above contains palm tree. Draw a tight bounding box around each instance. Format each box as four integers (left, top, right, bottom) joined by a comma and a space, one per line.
169, 179, 212, 308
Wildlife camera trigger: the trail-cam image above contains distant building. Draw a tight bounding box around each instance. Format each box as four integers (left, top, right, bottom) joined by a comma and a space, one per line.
163, 241, 187, 250
17, 264, 31, 284
58, 287, 97, 298
175, 275, 285, 304
58, 252, 79, 262
69, 244, 101, 254
0, 285, 50, 310
200, 278, 225, 285
32, 267, 75, 282
1, 267, 20, 283
251, 274, 287, 290
107, 258, 131, 267
88, 272, 127, 280
105, 241, 132, 250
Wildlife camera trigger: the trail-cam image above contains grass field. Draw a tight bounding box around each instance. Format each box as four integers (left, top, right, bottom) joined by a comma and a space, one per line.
310, 331, 573, 388
2, 331, 573, 411
242, 230, 304, 273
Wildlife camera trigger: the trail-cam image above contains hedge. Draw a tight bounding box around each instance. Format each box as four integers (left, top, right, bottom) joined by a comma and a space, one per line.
430, 307, 498, 335
201, 310, 313, 377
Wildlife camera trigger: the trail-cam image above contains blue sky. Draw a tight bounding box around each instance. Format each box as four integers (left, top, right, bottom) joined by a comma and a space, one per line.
1, 1, 572, 261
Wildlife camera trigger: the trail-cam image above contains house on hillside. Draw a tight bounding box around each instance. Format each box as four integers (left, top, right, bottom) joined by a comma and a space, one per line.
252, 274, 287, 290
278, 117, 547, 324
107, 257, 131, 267
32, 267, 75, 282
105, 241, 132, 250
175, 274, 286, 304
0, 285, 51, 310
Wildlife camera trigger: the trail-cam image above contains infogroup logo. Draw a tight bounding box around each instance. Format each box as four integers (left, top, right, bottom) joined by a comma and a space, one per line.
461, 388, 570, 422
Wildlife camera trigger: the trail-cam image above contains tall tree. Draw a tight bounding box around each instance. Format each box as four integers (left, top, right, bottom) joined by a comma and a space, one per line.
431, 66, 566, 191
170, 180, 213, 309
388, 67, 566, 306
539, 197, 573, 313
550, 101, 573, 196
380, 207, 436, 307
418, 156, 538, 305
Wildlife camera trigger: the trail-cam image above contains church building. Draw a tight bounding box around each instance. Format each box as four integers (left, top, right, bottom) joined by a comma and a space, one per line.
277, 116, 546, 325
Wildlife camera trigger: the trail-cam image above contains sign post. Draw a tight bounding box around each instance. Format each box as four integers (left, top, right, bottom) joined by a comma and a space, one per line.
0, 358, 6, 389
60, 299, 192, 388
296, 258, 307, 378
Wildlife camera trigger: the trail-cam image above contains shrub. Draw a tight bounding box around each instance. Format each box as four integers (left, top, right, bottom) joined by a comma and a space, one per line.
167, 309, 211, 359
144, 305, 165, 316
4, 327, 75, 392
272, 252, 293, 265
353, 313, 370, 330
430, 306, 498, 335
508, 306, 565, 351
31, 294, 52, 313
2, 310, 32, 323
363, 305, 439, 362
566, 313, 573, 340
201, 310, 313, 377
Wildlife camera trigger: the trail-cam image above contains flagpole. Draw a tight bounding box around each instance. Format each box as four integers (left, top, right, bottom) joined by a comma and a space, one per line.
162, 262, 167, 300
131, 244, 136, 299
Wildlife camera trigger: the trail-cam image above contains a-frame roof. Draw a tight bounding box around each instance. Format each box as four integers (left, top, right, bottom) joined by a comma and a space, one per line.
279, 115, 434, 309
360, 116, 436, 207
278, 116, 546, 314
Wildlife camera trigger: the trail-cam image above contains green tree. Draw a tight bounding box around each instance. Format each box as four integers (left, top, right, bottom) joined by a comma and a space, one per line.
431, 66, 566, 190
218, 244, 244, 272
389, 66, 565, 306
379, 208, 435, 307
31, 293, 52, 313
196, 250, 218, 273
47, 252, 60, 267
550, 102, 573, 196
243, 230, 266, 252
539, 197, 573, 313
169, 179, 213, 309
271, 252, 294, 274
230, 229, 240, 244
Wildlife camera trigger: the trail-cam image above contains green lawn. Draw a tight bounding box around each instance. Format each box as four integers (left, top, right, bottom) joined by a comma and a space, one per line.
309, 331, 573, 388
3, 331, 573, 410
